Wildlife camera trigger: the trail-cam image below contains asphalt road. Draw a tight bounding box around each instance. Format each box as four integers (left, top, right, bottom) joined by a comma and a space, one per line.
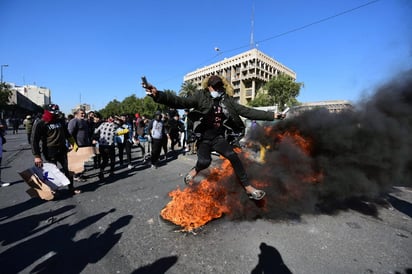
0, 130, 411, 274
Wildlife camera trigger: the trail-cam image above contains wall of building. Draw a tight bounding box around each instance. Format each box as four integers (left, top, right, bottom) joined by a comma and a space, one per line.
184, 48, 296, 106
11, 83, 51, 107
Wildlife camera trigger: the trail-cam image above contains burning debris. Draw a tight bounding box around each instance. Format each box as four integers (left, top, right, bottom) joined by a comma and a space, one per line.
161, 69, 412, 231
160, 161, 231, 232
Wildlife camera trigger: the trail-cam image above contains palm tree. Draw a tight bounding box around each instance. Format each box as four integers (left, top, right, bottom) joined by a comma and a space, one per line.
179, 81, 199, 98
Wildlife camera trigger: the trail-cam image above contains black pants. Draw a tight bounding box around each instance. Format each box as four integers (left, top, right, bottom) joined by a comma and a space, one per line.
26, 133, 31, 144
118, 141, 133, 165
195, 135, 249, 187
151, 138, 163, 165
135, 142, 145, 156
99, 145, 115, 173
117, 142, 125, 165
93, 147, 101, 169
162, 135, 168, 157
170, 132, 180, 151
124, 140, 132, 164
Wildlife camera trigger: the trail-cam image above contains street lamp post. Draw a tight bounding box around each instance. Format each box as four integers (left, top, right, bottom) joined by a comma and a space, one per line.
1, 64, 9, 83
1, 64, 9, 120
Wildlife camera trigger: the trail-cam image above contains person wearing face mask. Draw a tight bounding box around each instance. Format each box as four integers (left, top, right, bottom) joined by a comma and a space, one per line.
31, 104, 81, 195
143, 75, 285, 200
147, 111, 167, 169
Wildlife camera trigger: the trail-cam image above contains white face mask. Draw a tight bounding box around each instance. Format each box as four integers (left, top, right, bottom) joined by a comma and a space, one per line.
210, 91, 222, 98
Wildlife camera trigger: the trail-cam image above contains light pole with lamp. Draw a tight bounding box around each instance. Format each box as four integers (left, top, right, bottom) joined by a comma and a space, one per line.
1, 64, 9, 120
1, 64, 9, 83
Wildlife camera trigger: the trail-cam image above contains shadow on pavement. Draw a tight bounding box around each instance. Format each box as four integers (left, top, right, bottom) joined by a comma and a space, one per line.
131, 255, 178, 274
0, 205, 75, 246
387, 194, 412, 218
0, 208, 132, 274
0, 197, 45, 221
74, 151, 182, 195
251, 242, 292, 274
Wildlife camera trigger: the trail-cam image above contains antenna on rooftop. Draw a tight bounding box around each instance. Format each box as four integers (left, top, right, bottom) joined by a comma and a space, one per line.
250, 0, 255, 49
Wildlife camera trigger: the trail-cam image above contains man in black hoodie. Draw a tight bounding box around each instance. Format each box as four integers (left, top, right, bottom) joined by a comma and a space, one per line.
143, 75, 285, 200
31, 104, 81, 195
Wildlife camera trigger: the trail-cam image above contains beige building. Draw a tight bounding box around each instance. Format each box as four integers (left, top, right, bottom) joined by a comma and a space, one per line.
249, 100, 353, 118
71, 103, 91, 114
184, 48, 296, 105
11, 83, 51, 107
293, 100, 353, 114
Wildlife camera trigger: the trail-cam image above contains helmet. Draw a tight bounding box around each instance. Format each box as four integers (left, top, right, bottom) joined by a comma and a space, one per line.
26, 115, 31, 119
47, 104, 60, 114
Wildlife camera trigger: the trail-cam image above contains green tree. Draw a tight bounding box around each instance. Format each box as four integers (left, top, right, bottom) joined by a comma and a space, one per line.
97, 89, 175, 119
249, 93, 274, 107
179, 81, 198, 97
100, 99, 121, 118
249, 74, 303, 110
0, 82, 13, 109
121, 94, 141, 115
140, 96, 160, 117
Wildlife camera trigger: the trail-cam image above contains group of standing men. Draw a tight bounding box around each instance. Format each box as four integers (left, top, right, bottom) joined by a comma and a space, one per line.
147, 108, 194, 169
28, 103, 190, 196
30, 105, 144, 195
11, 75, 284, 201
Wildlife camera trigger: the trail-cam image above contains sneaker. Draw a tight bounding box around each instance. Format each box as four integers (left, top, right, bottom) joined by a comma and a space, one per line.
1, 182, 10, 187
71, 189, 81, 195
151, 164, 157, 169
184, 168, 197, 185
73, 176, 87, 182
127, 164, 134, 170
247, 189, 266, 200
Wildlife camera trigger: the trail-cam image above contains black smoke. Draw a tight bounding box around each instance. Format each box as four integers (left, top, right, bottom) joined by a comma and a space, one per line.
223, 69, 412, 219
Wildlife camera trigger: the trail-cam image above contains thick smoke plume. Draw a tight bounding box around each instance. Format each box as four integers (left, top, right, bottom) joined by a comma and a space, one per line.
222, 69, 412, 220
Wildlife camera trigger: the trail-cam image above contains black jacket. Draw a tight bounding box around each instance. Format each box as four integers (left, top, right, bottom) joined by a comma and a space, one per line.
31, 118, 69, 159
154, 89, 275, 135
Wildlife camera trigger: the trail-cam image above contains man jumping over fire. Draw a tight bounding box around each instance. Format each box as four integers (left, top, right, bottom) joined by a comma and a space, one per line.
143, 75, 285, 200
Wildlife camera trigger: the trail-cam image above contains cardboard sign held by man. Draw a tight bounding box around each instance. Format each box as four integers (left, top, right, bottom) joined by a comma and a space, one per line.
67, 146, 95, 174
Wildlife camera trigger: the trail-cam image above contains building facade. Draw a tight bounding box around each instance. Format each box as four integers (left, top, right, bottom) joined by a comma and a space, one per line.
251, 100, 353, 117
11, 83, 51, 107
293, 100, 353, 114
1, 85, 44, 119
183, 48, 296, 105
71, 103, 91, 114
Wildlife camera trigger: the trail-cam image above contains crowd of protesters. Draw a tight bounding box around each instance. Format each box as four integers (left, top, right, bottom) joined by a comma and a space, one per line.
0, 103, 197, 195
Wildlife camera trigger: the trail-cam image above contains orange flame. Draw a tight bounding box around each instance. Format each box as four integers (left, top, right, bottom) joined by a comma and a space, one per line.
276, 129, 323, 184
160, 161, 234, 231
161, 127, 323, 231
276, 130, 312, 155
